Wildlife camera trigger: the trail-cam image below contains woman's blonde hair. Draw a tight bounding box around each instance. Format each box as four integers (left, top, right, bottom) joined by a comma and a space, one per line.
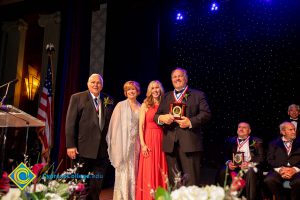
123, 81, 141, 97
143, 80, 164, 107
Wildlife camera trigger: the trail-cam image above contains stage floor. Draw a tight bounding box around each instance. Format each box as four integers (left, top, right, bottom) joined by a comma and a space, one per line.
100, 187, 113, 200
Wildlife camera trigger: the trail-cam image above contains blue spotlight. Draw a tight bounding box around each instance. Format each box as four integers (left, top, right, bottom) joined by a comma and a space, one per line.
211, 2, 219, 11
176, 13, 183, 20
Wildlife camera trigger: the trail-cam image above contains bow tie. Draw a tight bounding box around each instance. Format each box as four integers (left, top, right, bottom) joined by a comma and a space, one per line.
238, 138, 246, 142
175, 89, 184, 94
290, 119, 298, 122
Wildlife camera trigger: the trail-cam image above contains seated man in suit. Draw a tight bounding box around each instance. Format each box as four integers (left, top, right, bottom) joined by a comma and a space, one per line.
287, 104, 299, 136
264, 122, 300, 200
217, 122, 264, 200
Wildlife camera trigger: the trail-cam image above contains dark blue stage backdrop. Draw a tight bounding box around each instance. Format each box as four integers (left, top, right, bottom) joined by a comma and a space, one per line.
104, 0, 300, 167
157, 0, 300, 167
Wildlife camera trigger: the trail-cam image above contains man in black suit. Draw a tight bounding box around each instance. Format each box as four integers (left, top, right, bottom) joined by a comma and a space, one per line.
154, 68, 211, 186
216, 122, 264, 200
66, 73, 114, 200
264, 122, 300, 200
287, 104, 299, 136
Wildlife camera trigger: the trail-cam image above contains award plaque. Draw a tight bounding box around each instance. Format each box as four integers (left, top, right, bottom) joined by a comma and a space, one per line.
232, 152, 244, 166
170, 102, 186, 120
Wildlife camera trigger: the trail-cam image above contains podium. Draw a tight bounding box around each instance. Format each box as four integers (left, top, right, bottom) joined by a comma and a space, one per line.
0, 105, 45, 127
0, 105, 45, 178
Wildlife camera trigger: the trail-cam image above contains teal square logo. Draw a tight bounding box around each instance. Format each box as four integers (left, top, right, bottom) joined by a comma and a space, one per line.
8, 162, 36, 190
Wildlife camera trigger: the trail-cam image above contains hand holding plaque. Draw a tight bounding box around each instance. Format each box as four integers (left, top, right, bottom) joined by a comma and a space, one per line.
170, 102, 186, 120
232, 152, 244, 166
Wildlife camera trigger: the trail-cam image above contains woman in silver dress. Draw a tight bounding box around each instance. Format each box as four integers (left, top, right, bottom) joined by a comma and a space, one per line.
106, 81, 141, 200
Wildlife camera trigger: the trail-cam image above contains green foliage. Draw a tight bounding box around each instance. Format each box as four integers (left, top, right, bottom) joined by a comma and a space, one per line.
155, 186, 171, 200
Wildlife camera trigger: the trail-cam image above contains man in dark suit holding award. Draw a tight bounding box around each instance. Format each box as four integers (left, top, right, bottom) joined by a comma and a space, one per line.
264, 122, 300, 200
154, 68, 211, 186
216, 122, 264, 200
66, 73, 114, 200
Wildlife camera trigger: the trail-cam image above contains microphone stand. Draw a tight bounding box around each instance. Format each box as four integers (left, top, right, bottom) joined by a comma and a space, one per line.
0, 78, 18, 89
0, 82, 10, 106
0, 78, 18, 106
0, 78, 18, 107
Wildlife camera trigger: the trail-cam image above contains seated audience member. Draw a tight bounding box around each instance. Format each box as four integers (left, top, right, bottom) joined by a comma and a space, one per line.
286, 104, 299, 136
264, 122, 300, 200
216, 122, 264, 200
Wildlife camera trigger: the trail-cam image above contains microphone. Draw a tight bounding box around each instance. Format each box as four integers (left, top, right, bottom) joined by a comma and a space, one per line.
0, 104, 10, 111
0, 79, 18, 89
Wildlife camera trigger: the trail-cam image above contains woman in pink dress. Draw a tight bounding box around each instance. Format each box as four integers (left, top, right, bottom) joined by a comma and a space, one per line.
136, 80, 168, 200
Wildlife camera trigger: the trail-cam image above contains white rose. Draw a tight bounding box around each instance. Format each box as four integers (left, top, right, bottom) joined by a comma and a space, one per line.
207, 185, 225, 200
171, 186, 189, 200
45, 193, 64, 200
26, 183, 47, 193
1, 188, 21, 200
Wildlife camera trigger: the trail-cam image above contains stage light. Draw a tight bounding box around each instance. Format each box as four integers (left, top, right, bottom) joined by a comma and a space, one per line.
176, 13, 183, 20
211, 2, 219, 11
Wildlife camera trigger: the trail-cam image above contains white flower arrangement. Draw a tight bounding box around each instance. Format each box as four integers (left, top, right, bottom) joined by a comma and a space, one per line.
154, 165, 250, 200
171, 185, 225, 200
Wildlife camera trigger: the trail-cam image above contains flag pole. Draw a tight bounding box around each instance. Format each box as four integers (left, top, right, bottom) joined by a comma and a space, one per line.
46, 43, 55, 150
37, 43, 55, 163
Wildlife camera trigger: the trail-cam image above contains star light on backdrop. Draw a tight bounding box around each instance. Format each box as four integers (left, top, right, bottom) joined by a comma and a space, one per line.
160, 0, 300, 167
211, 2, 219, 11
176, 12, 183, 20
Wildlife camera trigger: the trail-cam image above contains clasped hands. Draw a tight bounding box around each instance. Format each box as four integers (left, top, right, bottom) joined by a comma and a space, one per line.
279, 167, 297, 179
159, 114, 191, 128
228, 161, 250, 171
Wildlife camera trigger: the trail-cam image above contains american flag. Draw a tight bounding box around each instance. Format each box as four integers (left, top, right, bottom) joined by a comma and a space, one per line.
37, 55, 53, 160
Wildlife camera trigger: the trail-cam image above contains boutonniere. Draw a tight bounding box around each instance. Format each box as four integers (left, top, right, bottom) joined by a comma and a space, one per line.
249, 140, 257, 149
184, 92, 190, 101
103, 97, 113, 108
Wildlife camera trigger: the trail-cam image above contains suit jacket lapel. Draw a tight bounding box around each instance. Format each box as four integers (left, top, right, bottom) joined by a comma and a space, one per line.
276, 138, 289, 156
169, 91, 175, 103
181, 89, 191, 104
232, 137, 238, 154
290, 139, 300, 155
99, 94, 105, 131
249, 136, 255, 149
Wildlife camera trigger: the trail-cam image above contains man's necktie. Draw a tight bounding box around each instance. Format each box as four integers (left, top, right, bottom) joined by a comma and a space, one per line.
284, 141, 292, 155
96, 98, 104, 130
94, 98, 99, 113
